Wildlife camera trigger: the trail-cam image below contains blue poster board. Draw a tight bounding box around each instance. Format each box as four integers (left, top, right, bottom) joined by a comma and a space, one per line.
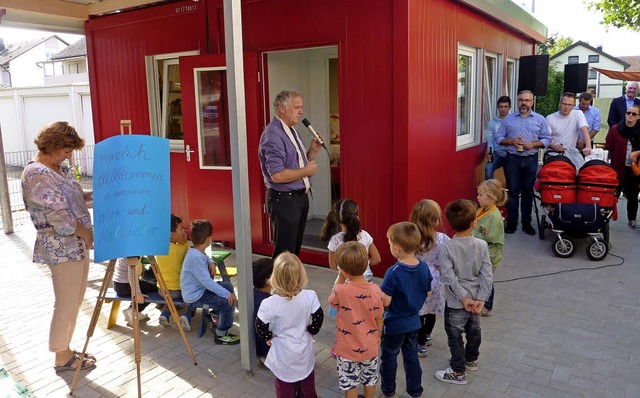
93, 135, 170, 262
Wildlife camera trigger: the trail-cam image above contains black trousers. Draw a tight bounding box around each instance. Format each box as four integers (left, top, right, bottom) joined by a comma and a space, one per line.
114, 279, 158, 311
266, 188, 309, 259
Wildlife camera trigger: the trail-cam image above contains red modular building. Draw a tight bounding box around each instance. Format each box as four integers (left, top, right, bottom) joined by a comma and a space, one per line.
85, 0, 546, 273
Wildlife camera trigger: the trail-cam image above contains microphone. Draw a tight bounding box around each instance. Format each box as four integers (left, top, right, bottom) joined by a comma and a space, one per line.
301, 118, 328, 151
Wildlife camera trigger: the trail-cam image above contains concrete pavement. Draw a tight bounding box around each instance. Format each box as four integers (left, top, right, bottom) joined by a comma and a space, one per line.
1, 198, 639, 397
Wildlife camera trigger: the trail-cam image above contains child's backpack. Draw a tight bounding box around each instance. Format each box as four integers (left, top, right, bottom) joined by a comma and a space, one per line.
537, 155, 577, 204
577, 160, 618, 209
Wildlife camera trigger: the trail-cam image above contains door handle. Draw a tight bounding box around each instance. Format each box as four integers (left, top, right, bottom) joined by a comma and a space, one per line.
185, 144, 195, 162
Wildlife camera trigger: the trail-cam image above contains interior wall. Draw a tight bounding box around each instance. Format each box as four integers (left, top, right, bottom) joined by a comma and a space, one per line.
266, 46, 337, 219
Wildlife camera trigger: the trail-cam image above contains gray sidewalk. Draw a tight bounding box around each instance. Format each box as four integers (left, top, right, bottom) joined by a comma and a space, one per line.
1, 199, 639, 397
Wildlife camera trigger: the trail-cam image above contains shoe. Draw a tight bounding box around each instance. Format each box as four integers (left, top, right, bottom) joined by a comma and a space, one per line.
379, 393, 396, 398
214, 333, 240, 345
205, 313, 218, 332
522, 224, 536, 235
435, 367, 467, 385
417, 344, 428, 358
481, 308, 493, 316
158, 311, 170, 326
54, 353, 96, 372
628, 220, 640, 231
123, 307, 134, 326
179, 313, 192, 332
465, 360, 479, 371
425, 336, 433, 346
505, 224, 517, 234
138, 312, 149, 322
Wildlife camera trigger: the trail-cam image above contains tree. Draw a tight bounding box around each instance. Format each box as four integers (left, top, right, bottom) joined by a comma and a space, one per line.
537, 33, 573, 56
588, 0, 640, 31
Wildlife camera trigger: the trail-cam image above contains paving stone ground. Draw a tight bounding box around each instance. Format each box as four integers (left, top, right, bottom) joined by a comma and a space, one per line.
1, 198, 639, 397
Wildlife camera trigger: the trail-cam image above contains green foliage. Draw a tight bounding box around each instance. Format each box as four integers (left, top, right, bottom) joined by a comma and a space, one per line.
588, 0, 640, 31
534, 66, 565, 117
537, 33, 573, 56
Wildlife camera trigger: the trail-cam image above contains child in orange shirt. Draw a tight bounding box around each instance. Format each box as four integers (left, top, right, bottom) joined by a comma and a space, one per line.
328, 241, 384, 398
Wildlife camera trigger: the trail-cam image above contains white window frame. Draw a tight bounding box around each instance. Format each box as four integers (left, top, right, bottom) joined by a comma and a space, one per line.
145, 50, 199, 152
456, 44, 481, 149
505, 57, 518, 112
193, 66, 232, 170
483, 52, 499, 142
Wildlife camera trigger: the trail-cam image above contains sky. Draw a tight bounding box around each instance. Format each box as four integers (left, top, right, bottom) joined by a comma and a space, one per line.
525, 0, 640, 57
1, 1, 640, 57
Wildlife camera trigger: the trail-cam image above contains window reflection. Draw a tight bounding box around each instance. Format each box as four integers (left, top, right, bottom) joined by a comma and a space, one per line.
196, 69, 230, 167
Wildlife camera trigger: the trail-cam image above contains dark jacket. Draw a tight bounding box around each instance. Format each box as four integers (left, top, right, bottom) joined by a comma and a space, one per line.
607, 96, 640, 128
605, 122, 640, 185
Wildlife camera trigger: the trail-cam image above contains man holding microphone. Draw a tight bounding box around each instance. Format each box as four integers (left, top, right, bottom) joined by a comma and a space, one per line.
259, 90, 323, 258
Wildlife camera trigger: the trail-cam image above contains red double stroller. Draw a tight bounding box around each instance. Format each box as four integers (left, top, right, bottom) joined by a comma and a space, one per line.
535, 155, 618, 260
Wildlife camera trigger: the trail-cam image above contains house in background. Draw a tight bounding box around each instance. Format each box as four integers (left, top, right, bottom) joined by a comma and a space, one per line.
550, 41, 630, 98
618, 55, 640, 74
39, 37, 88, 84
0, 36, 68, 87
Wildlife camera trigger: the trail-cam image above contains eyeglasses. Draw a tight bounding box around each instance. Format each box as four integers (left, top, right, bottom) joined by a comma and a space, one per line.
626, 111, 639, 116
518, 99, 532, 103
560, 103, 574, 107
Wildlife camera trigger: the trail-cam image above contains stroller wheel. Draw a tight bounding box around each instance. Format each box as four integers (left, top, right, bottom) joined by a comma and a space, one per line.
538, 215, 546, 240
552, 236, 575, 258
587, 238, 608, 261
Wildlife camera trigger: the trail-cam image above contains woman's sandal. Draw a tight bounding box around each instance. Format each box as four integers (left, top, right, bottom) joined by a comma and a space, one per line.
54, 353, 96, 372
73, 350, 96, 362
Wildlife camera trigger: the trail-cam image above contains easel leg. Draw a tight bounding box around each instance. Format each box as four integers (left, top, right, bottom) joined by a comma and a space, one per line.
126, 257, 143, 398
70, 259, 116, 394
148, 255, 197, 365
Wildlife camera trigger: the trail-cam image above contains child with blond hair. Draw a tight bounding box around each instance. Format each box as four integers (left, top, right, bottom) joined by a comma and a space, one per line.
409, 199, 450, 356
329, 242, 384, 398
256, 252, 324, 397
474, 179, 507, 315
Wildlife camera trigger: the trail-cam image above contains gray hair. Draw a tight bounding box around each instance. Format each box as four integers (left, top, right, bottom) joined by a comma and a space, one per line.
273, 90, 303, 114
518, 90, 534, 98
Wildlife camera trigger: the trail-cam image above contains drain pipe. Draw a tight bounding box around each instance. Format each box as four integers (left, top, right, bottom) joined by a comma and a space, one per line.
0, 123, 14, 234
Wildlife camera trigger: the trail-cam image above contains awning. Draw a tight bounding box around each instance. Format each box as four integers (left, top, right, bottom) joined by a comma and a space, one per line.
594, 67, 640, 81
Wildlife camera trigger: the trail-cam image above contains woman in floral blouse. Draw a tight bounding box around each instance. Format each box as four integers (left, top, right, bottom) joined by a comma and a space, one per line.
21, 121, 96, 372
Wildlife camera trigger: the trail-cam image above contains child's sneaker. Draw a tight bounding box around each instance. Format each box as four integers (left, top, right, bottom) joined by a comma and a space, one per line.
434, 367, 467, 385
158, 311, 170, 326
179, 313, 192, 332
465, 360, 479, 371
417, 344, 428, 358
425, 336, 433, 346
123, 307, 134, 326
214, 333, 240, 345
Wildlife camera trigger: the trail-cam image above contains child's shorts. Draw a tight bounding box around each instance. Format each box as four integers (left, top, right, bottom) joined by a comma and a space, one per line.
336, 355, 379, 391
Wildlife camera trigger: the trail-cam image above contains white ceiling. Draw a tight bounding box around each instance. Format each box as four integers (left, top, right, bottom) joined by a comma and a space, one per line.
0, 0, 167, 34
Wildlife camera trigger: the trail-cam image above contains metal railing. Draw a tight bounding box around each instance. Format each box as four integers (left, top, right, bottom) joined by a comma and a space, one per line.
0, 145, 94, 230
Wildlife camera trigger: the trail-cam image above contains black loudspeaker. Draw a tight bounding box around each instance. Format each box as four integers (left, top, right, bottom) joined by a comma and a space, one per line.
564, 63, 589, 94
518, 55, 549, 96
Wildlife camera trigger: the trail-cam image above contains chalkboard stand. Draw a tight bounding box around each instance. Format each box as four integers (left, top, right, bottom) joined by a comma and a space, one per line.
70, 257, 197, 397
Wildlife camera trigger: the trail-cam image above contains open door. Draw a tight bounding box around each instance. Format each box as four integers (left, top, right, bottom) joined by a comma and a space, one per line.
179, 54, 263, 246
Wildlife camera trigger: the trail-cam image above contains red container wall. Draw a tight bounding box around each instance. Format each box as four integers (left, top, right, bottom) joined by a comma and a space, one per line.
401, 0, 536, 226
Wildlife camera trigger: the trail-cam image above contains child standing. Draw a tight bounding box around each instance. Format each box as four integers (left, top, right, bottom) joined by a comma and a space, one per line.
321, 199, 381, 284
252, 257, 274, 360
256, 252, 324, 398
180, 220, 240, 344
379, 222, 432, 398
473, 179, 507, 316
409, 199, 450, 357
435, 200, 493, 385
155, 213, 190, 325
328, 242, 384, 398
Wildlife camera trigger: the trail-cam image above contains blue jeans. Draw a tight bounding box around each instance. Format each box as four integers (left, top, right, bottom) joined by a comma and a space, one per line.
380, 329, 422, 397
484, 285, 495, 311
505, 153, 538, 227
485, 153, 507, 180
189, 281, 235, 332
444, 306, 481, 373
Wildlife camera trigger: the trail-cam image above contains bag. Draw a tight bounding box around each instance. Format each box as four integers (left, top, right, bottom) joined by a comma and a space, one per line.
552, 203, 605, 234
577, 160, 618, 208
537, 155, 577, 204
632, 157, 640, 176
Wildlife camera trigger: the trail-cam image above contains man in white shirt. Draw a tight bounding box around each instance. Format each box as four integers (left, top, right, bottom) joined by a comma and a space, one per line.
546, 92, 592, 168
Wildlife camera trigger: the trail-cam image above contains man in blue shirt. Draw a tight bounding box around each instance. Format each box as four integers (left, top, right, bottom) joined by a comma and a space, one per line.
485, 96, 511, 180
575, 92, 601, 146
258, 90, 323, 258
496, 90, 551, 235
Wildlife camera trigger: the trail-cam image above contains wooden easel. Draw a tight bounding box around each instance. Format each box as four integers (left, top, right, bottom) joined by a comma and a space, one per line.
70, 256, 197, 397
